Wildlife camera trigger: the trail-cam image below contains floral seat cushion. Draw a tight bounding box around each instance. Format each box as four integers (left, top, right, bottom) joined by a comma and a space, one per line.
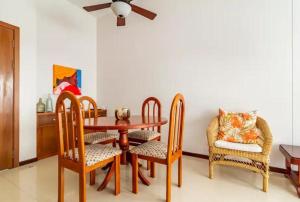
130, 140, 167, 159
66, 144, 122, 166
84, 132, 118, 144
128, 130, 161, 141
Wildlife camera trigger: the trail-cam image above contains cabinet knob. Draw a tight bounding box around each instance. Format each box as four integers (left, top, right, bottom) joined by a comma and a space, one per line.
53, 118, 56, 121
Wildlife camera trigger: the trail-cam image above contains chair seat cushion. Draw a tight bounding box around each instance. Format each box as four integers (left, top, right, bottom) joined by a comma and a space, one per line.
84, 132, 118, 144
128, 130, 161, 141
130, 140, 167, 159
66, 144, 122, 166
215, 140, 262, 153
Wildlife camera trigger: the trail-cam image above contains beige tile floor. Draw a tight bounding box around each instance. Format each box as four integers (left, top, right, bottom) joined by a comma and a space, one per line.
0, 156, 298, 202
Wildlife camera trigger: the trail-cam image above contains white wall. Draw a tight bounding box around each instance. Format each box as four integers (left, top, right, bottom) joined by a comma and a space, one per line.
293, 0, 300, 146
0, 0, 37, 162
0, 0, 97, 161
97, 0, 294, 168
36, 0, 97, 101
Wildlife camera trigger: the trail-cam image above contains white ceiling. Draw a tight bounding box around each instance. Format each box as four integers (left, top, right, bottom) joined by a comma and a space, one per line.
68, 0, 112, 17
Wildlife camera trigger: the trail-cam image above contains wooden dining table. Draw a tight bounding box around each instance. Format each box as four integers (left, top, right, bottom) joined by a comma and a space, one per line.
84, 115, 168, 187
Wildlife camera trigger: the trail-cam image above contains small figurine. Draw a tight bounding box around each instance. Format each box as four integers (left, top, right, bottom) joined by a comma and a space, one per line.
115, 108, 131, 120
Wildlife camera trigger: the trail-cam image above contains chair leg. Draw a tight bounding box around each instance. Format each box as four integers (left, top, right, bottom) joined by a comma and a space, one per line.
263, 164, 269, 192
263, 176, 268, 192
209, 162, 214, 179
90, 170, 96, 185
115, 155, 121, 195
79, 170, 86, 202
150, 162, 155, 178
178, 157, 182, 187
147, 160, 150, 170
132, 154, 138, 194
166, 164, 172, 202
58, 165, 64, 202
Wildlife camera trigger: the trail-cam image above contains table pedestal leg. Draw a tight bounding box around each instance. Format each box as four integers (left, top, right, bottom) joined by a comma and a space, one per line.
118, 130, 129, 165
98, 162, 115, 191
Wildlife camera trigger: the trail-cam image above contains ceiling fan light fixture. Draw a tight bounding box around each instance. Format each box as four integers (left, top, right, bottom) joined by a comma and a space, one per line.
111, 1, 132, 18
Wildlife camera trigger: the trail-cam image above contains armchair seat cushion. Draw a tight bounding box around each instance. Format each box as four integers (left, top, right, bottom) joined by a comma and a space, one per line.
215, 140, 262, 153
128, 130, 161, 141
84, 132, 118, 144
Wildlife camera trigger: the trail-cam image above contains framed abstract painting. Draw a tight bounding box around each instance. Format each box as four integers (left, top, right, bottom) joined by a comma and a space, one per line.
53, 64, 82, 95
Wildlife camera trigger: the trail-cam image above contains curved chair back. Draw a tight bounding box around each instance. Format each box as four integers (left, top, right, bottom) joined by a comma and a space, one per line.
141, 97, 162, 132
56, 91, 85, 165
167, 93, 185, 160
78, 96, 98, 119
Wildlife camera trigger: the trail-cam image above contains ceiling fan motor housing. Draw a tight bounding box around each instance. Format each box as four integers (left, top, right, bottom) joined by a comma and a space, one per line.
111, 0, 132, 18
112, 0, 132, 3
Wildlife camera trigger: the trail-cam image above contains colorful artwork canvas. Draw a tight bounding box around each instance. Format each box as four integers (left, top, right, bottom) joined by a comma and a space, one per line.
53, 64, 82, 95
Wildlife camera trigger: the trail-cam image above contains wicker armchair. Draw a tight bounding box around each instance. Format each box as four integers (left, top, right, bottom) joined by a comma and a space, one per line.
207, 116, 273, 192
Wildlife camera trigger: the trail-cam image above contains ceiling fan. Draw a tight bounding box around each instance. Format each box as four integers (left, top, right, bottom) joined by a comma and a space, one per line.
83, 0, 157, 26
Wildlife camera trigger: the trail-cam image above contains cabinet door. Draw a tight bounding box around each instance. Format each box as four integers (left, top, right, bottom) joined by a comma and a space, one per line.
37, 125, 57, 160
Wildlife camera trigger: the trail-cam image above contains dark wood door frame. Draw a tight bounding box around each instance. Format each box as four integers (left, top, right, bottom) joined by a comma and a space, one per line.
0, 21, 19, 168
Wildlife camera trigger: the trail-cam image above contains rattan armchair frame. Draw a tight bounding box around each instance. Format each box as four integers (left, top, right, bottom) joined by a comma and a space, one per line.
207, 116, 273, 192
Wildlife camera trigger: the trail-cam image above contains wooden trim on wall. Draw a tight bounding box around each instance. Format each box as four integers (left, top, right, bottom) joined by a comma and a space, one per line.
19, 158, 38, 166
182, 151, 286, 174
0, 21, 20, 168
182, 151, 209, 159
269, 166, 286, 174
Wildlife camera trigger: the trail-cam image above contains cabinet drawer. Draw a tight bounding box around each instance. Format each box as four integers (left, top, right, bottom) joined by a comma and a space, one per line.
98, 109, 107, 117
37, 114, 56, 126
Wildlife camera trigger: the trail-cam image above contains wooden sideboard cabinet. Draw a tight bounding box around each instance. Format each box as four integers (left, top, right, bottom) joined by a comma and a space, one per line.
36, 109, 107, 160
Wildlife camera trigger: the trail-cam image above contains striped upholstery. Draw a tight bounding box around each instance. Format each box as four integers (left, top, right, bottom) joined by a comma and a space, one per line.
65, 144, 122, 166
84, 132, 118, 144
130, 140, 167, 159
128, 130, 161, 141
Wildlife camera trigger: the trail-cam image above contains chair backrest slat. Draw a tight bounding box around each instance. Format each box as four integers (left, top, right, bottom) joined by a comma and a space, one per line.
141, 97, 161, 132
79, 96, 98, 119
70, 104, 76, 159
56, 91, 85, 165
167, 94, 185, 159
57, 112, 64, 155
63, 102, 70, 158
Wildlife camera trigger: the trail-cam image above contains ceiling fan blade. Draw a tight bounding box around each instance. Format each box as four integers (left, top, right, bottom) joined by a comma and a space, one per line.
83, 3, 112, 12
117, 17, 126, 26
130, 4, 157, 20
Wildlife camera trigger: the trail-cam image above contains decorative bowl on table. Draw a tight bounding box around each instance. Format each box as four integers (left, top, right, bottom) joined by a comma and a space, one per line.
115, 108, 131, 120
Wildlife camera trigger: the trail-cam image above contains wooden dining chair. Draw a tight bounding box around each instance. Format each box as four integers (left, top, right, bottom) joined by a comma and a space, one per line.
130, 93, 185, 202
56, 92, 121, 202
128, 97, 161, 171
128, 97, 161, 144
79, 96, 117, 147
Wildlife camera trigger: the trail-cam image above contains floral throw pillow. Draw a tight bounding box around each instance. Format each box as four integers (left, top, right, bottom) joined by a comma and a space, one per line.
218, 109, 260, 144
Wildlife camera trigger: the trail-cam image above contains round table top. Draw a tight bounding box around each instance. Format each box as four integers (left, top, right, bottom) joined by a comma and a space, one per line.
83, 115, 168, 131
